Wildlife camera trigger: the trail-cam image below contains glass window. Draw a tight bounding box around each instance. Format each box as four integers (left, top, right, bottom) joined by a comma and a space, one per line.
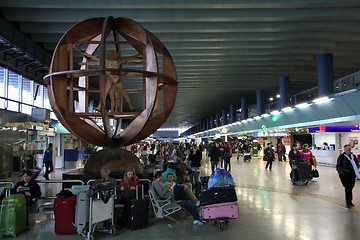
7, 70, 20, 111
0, 66, 5, 108
33, 82, 43, 108
22, 77, 32, 114
44, 87, 51, 110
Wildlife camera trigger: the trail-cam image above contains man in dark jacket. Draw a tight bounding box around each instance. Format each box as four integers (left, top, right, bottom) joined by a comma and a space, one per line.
336, 144, 360, 208
43, 143, 53, 180
11, 170, 41, 206
208, 142, 221, 173
265, 142, 275, 171
11, 170, 41, 226
189, 145, 202, 197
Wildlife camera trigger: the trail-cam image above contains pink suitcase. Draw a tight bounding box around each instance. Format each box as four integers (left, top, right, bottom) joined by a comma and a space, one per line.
200, 201, 239, 220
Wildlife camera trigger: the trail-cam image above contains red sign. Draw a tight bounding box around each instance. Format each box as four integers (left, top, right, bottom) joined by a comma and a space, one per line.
319, 124, 326, 132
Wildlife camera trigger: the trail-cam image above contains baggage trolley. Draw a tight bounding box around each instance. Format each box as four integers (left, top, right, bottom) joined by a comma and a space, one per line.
200, 201, 239, 231
83, 187, 117, 240
243, 152, 251, 161
292, 161, 312, 185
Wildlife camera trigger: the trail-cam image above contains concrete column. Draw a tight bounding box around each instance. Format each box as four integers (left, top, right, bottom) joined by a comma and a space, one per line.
229, 105, 235, 123
221, 109, 226, 126
241, 98, 248, 120
317, 53, 334, 97
279, 76, 290, 108
215, 113, 220, 127
256, 89, 265, 116
210, 116, 214, 129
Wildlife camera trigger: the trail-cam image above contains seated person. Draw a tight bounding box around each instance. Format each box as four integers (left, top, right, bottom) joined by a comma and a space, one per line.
93, 166, 117, 231
118, 167, 141, 203
152, 170, 174, 199
163, 162, 177, 183
177, 174, 200, 206
93, 166, 117, 187
11, 170, 41, 207
11, 170, 41, 226
165, 172, 176, 191
173, 177, 203, 226
118, 168, 141, 227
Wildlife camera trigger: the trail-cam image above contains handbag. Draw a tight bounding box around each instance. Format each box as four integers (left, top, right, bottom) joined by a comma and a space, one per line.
312, 169, 319, 178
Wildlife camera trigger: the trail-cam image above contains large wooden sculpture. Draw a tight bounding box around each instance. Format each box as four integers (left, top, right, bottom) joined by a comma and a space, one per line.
45, 17, 177, 173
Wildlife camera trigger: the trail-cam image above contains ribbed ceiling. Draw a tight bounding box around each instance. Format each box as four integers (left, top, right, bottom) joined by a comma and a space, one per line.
1, 0, 360, 129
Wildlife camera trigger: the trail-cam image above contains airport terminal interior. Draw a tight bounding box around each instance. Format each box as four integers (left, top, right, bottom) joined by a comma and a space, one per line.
1, 1, 360, 240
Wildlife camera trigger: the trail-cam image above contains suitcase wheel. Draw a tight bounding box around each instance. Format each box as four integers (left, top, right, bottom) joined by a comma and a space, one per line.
219, 221, 224, 231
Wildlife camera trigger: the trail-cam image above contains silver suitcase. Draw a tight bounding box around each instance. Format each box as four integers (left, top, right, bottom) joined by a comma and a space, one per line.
75, 191, 89, 234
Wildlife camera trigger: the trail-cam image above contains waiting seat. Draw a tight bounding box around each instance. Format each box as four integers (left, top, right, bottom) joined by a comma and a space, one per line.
148, 186, 181, 222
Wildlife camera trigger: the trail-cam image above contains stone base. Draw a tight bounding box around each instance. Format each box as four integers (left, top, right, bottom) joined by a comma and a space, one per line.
83, 147, 143, 174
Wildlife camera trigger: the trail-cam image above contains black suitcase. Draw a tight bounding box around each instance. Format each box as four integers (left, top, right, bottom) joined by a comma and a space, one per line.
200, 176, 210, 192
297, 162, 312, 180
200, 187, 237, 206
128, 185, 148, 231
292, 162, 312, 185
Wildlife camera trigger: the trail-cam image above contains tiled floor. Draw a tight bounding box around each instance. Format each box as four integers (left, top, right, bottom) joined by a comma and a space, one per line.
8, 156, 360, 240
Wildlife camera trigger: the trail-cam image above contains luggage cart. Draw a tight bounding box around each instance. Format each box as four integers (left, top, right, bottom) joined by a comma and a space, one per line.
83, 187, 117, 240
200, 201, 239, 231
292, 161, 312, 186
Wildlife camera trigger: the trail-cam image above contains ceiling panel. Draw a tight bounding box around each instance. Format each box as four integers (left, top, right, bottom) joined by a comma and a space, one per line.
1, 0, 360, 130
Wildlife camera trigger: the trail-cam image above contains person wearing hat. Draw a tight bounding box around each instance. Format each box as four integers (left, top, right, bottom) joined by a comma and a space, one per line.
264, 142, 275, 171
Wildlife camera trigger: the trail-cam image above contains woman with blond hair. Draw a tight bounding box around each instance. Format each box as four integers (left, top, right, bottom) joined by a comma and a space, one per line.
119, 168, 141, 202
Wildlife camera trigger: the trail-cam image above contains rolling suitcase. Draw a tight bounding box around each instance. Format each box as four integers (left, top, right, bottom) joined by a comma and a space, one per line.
128, 185, 148, 231
200, 187, 237, 206
75, 191, 89, 234
54, 194, 77, 234
200, 201, 239, 220
292, 162, 312, 185
0, 194, 27, 237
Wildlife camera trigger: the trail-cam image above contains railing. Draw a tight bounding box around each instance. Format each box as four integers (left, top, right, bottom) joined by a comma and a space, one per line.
0, 181, 14, 197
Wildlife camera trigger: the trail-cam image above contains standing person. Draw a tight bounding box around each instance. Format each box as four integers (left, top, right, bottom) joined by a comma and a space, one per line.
224, 142, 232, 172
336, 145, 360, 208
43, 143, 53, 180
288, 144, 302, 181
277, 142, 286, 162
265, 142, 275, 171
208, 142, 221, 173
300, 143, 313, 165
189, 145, 202, 198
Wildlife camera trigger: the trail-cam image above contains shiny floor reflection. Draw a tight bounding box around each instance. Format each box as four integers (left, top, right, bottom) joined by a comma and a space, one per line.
13, 156, 360, 240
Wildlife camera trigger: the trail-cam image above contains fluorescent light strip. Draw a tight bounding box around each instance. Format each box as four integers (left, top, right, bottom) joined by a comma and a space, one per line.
295, 103, 310, 108
270, 110, 280, 115
313, 96, 330, 104
281, 107, 293, 112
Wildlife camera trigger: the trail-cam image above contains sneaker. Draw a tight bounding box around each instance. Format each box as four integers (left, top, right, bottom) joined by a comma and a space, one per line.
193, 220, 203, 225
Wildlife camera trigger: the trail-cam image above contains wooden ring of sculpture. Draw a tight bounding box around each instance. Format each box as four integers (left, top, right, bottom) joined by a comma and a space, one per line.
45, 16, 178, 147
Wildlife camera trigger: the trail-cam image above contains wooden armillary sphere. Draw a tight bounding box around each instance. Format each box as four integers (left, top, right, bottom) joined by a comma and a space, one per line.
45, 17, 177, 147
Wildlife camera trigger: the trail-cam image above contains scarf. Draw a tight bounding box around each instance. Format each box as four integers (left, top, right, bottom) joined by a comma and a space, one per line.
344, 153, 360, 179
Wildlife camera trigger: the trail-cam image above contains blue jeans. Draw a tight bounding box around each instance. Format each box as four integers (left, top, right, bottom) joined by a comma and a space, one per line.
179, 200, 199, 220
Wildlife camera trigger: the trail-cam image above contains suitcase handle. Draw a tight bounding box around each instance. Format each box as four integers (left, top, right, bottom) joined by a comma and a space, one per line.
135, 184, 145, 200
